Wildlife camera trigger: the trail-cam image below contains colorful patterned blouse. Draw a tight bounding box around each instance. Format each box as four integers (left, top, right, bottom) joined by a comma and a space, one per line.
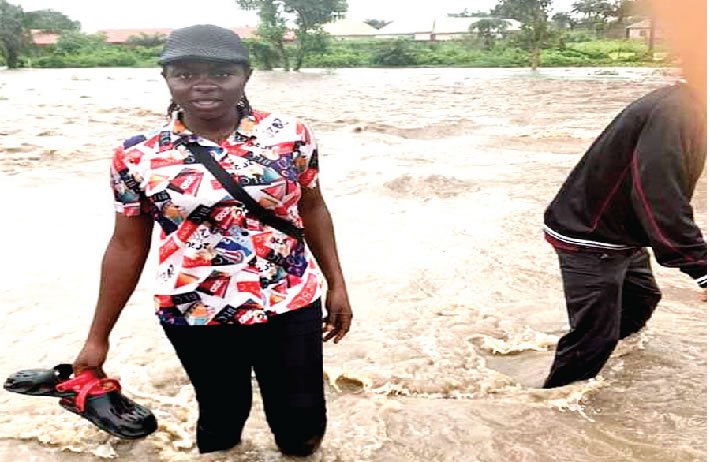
111, 110, 324, 325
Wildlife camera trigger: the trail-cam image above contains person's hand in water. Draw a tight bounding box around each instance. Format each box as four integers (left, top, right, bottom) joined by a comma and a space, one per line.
73, 338, 109, 376
323, 287, 353, 344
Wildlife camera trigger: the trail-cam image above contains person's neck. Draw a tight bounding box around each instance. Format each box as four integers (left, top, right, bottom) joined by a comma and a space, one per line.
183, 112, 240, 144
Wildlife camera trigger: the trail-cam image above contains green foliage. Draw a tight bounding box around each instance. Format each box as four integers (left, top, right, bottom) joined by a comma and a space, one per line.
282, 0, 347, 70
571, 0, 616, 22
31, 31, 158, 68
125, 33, 166, 48
23, 9, 79, 32
54, 31, 106, 54
244, 38, 281, 70
551, 12, 574, 29
237, 0, 290, 70
235, 0, 347, 70
472, 18, 508, 50
33, 47, 143, 68
0, 0, 27, 68
372, 39, 418, 66
493, 0, 554, 69
20, 21, 664, 70
448, 9, 493, 17
563, 29, 598, 42
569, 38, 647, 55
364, 19, 390, 30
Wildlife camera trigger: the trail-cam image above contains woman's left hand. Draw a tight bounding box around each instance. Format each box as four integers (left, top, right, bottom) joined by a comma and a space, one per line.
323, 287, 353, 344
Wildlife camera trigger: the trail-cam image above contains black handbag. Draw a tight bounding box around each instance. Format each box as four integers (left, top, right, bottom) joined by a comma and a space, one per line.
185, 142, 305, 241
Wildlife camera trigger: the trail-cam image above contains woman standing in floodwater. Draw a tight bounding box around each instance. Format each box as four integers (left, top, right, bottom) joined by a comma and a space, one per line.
72, 24, 353, 456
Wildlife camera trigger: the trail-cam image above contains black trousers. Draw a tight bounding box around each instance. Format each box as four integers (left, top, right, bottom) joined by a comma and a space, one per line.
162, 300, 327, 454
543, 248, 662, 388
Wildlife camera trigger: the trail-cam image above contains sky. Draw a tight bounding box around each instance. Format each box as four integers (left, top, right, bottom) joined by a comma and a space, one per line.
14, 0, 576, 32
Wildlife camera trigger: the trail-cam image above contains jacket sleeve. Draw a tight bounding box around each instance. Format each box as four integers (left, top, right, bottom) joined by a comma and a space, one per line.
630, 100, 707, 287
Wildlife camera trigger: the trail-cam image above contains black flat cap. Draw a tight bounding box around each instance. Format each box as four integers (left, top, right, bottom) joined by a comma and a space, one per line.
158, 24, 250, 65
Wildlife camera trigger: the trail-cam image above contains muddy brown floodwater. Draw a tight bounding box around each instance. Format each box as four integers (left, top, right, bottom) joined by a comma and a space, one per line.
0, 67, 705, 462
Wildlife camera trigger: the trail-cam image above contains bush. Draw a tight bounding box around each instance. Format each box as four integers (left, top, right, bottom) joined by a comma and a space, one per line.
372, 39, 418, 66
569, 39, 647, 56
306, 52, 366, 68
23, 33, 660, 69
33, 54, 68, 67
244, 39, 284, 70
54, 31, 107, 54
33, 49, 139, 67
541, 49, 594, 66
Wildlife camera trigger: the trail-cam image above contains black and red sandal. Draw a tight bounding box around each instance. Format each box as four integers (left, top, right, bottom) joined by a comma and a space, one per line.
55, 369, 157, 439
3, 363, 76, 397
4, 366, 157, 439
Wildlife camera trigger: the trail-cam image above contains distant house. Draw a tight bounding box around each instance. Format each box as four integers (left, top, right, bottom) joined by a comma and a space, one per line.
96, 27, 257, 44
30, 27, 259, 47
30, 30, 60, 47
376, 19, 435, 41
433, 17, 522, 41
626, 19, 664, 40
323, 19, 378, 40
375, 17, 520, 42
96, 28, 174, 44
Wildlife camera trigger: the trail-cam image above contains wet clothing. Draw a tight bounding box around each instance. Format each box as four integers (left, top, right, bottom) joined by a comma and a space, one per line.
163, 300, 326, 453
544, 84, 707, 287
543, 85, 707, 388
111, 110, 324, 326
543, 249, 661, 388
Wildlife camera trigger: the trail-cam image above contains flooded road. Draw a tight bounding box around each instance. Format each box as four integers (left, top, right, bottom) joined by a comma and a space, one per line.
0, 67, 705, 461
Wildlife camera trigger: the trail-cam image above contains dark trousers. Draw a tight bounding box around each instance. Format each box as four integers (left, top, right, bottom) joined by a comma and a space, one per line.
162, 300, 327, 455
543, 248, 662, 388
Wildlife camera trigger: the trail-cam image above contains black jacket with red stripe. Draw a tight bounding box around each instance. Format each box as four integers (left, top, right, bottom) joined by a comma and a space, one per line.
544, 84, 707, 287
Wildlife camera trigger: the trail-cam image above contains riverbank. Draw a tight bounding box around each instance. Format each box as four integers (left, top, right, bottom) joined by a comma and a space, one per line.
19, 38, 668, 69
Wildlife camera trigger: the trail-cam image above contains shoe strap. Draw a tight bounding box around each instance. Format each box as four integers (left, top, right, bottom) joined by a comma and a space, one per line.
56, 371, 122, 412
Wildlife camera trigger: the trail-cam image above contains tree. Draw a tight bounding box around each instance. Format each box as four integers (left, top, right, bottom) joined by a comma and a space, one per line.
372, 38, 417, 66
493, 0, 553, 70
282, 0, 347, 71
236, 0, 347, 71
471, 18, 508, 50
551, 12, 575, 29
236, 0, 290, 70
610, 0, 635, 23
449, 9, 493, 17
571, 0, 615, 22
0, 0, 27, 68
23, 9, 79, 33
364, 18, 391, 29
126, 33, 166, 48
54, 31, 106, 55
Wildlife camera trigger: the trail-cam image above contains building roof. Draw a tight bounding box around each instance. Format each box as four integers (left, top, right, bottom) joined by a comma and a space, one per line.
30, 27, 260, 47
376, 17, 521, 36
96, 27, 257, 44
376, 18, 435, 35
433, 17, 522, 34
323, 19, 378, 36
30, 30, 60, 45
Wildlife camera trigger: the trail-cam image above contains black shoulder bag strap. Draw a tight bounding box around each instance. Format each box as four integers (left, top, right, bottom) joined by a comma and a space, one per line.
185, 142, 305, 241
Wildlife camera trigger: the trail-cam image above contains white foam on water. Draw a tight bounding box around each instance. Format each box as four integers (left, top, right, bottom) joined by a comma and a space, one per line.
477, 327, 560, 355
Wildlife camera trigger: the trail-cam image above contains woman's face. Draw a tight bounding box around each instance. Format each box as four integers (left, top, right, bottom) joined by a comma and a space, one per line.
163, 61, 251, 120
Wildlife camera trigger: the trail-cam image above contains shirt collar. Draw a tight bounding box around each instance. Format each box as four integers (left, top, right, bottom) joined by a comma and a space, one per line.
168, 109, 258, 142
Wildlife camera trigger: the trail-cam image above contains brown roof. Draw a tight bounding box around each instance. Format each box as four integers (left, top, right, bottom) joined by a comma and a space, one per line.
29, 26, 287, 47
96, 27, 257, 43
30, 30, 60, 45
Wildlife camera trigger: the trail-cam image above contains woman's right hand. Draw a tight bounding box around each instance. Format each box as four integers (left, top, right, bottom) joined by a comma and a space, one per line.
73, 338, 110, 376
